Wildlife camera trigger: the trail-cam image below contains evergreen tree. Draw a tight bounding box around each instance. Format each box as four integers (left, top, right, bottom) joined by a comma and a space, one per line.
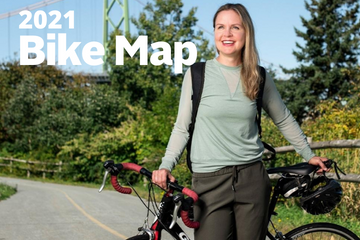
281, 0, 360, 122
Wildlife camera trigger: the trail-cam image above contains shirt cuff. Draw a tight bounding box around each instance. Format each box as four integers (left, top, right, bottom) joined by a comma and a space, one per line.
298, 146, 316, 161
159, 157, 175, 172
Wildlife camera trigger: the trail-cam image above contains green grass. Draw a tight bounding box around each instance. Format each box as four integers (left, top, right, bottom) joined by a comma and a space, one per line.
270, 203, 360, 237
0, 183, 17, 201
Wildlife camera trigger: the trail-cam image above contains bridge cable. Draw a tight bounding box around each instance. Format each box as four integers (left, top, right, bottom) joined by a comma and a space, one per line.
7, 14, 10, 57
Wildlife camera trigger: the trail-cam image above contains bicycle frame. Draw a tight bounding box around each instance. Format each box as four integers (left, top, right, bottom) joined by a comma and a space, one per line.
147, 191, 191, 240
266, 177, 289, 240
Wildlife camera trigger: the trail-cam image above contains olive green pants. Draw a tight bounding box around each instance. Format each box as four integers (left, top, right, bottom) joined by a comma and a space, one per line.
192, 161, 271, 240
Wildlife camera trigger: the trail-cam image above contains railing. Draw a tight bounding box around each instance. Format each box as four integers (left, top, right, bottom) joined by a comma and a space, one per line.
1, 139, 359, 182
265, 139, 360, 183
0, 157, 64, 179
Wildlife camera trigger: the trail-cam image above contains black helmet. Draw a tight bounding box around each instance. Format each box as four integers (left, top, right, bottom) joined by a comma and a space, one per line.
300, 176, 342, 215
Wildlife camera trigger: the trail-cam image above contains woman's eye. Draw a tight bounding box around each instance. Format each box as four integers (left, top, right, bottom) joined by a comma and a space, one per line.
232, 26, 240, 30
217, 26, 224, 30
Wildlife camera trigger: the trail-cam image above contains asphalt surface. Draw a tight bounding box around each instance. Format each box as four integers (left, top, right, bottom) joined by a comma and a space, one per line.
0, 177, 194, 240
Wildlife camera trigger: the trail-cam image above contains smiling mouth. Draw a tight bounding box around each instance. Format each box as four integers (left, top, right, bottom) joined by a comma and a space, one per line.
222, 41, 234, 45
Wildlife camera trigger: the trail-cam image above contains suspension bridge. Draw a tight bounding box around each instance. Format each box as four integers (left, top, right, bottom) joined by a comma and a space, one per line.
0, 0, 286, 81
0, 0, 141, 82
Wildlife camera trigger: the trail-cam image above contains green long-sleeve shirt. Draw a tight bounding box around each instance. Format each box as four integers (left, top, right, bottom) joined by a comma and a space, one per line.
160, 58, 315, 173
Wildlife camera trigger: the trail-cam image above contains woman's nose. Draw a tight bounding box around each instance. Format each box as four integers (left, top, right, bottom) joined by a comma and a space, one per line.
224, 28, 232, 36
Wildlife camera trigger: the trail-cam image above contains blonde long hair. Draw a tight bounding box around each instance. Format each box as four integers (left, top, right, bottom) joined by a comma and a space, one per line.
213, 3, 261, 100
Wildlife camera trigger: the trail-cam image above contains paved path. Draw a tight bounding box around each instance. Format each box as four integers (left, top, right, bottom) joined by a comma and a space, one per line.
0, 177, 194, 240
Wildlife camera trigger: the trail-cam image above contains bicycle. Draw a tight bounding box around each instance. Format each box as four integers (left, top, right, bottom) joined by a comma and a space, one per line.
99, 159, 359, 240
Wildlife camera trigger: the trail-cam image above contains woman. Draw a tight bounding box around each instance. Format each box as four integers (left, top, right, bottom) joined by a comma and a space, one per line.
152, 3, 329, 240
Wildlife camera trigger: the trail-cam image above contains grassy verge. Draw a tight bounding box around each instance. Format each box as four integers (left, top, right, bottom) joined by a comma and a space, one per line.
0, 183, 17, 201
270, 203, 360, 237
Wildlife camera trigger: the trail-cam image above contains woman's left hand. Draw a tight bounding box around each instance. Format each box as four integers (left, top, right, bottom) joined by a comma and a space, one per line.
308, 156, 330, 173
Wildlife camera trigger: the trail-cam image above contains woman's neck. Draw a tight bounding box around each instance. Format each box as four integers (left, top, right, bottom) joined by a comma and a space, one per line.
216, 55, 242, 67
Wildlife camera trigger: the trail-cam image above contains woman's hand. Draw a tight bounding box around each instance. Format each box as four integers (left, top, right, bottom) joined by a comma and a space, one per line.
152, 168, 176, 189
308, 156, 330, 173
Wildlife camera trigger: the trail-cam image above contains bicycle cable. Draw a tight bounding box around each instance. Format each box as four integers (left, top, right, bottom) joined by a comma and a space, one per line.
126, 178, 175, 234
125, 178, 156, 217
148, 182, 160, 213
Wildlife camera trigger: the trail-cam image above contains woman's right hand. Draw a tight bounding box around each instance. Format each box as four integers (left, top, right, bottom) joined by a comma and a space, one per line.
152, 168, 176, 189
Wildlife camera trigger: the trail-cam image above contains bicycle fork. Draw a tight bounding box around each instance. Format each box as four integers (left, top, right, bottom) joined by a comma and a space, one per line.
136, 196, 191, 240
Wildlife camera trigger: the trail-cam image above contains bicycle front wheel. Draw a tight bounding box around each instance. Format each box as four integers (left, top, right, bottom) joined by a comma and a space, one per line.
284, 222, 359, 240
126, 234, 149, 240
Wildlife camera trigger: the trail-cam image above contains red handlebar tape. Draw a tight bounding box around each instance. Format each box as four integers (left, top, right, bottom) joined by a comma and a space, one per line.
109, 163, 142, 195
111, 175, 132, 194
181, 187, 200, 229
182, 188, 199, 202
180, 210, 200, 229
122, 163, 143, 173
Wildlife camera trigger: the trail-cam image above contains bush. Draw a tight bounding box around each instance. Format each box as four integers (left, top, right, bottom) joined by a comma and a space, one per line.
262, 97, 360, 221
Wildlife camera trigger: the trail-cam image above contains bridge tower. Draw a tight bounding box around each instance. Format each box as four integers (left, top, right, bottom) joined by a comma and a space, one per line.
103, 0, 130, 73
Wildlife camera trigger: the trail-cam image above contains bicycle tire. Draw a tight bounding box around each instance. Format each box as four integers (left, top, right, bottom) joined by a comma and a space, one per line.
284, 222, 359, 240
126, 234, 149, 240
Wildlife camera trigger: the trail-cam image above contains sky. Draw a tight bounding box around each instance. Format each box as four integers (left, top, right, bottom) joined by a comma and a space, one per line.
0, 0, 311, 77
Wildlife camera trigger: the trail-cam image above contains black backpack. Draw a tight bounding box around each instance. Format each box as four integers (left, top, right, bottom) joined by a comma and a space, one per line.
186, 62, 276, 173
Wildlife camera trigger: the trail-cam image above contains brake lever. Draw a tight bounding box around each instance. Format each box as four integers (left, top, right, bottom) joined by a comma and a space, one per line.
98, 170, 109, 193
325, 159, 346, 179
169, 194, 184, 229
323, 159, 333, 169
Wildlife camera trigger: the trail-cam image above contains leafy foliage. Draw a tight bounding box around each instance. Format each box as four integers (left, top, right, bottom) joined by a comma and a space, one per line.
1, 77, 128, 155
58, 84, 180, 182
262, 91, 360, 220
0, 60, 66, 142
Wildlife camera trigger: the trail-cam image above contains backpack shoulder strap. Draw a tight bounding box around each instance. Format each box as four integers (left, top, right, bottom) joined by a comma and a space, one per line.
256, 66, 266, 139
190, 62, 206, 124
186, 62, 206, 173
257, 66, 276, 160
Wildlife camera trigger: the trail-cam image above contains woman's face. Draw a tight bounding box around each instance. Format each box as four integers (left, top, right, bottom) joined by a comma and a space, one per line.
214, 9, 246, 61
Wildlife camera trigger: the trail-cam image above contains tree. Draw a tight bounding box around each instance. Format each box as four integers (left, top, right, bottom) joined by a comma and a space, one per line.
281, 0, 360, 122
107, 0, 215, 110
0, 60, 66, 142
2, 83, 128, 154
57, 0, 216, 180
1, 78, 40, 152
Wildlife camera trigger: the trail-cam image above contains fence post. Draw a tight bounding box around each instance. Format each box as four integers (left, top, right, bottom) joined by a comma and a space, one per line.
10, 159, 13, 173
59, 161, 62, 172
27, 164, 30, 178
